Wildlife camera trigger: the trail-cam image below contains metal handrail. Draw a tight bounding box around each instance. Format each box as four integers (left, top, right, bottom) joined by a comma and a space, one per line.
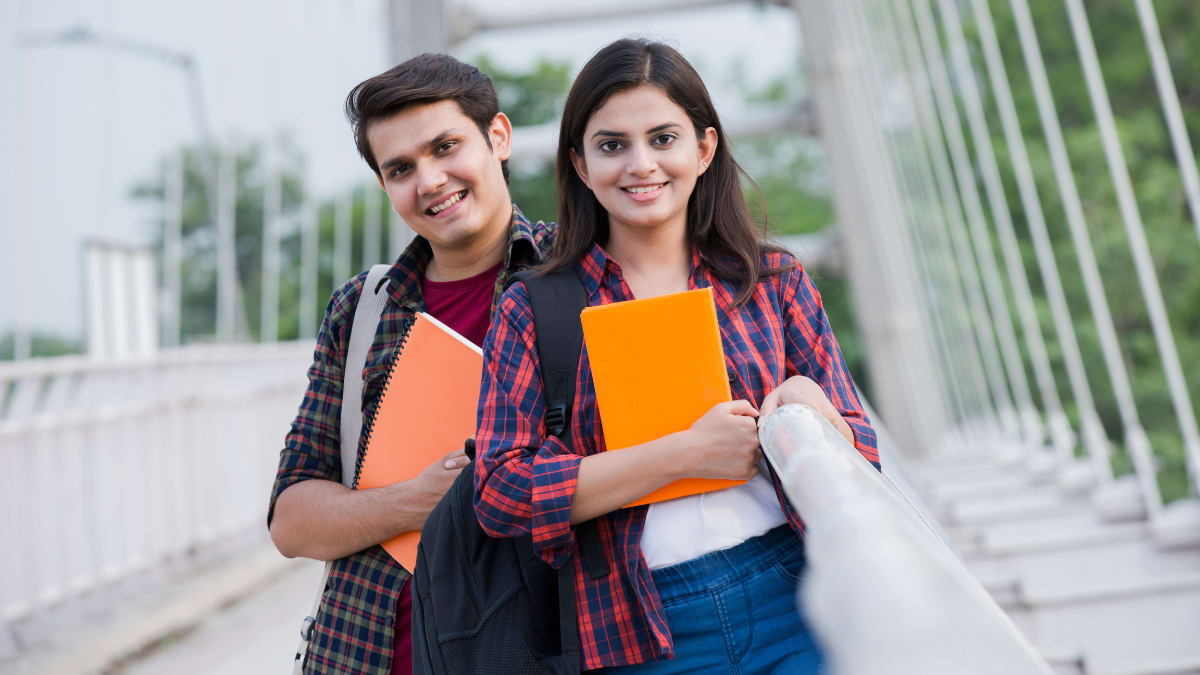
759, 404, 1051, 675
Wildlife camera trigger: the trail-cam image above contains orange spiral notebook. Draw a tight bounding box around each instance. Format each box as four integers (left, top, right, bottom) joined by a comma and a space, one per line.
580, 287, 742, 507
353, 312, 482, 572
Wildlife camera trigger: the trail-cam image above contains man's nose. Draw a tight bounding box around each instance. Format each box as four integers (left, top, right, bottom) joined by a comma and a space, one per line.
416, 163, 448, 196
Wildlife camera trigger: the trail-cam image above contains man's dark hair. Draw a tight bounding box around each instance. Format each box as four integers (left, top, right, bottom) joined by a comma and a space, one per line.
345, 53, 509, 182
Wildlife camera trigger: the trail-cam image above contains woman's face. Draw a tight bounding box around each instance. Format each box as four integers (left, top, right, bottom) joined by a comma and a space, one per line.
571, 85, 717, 238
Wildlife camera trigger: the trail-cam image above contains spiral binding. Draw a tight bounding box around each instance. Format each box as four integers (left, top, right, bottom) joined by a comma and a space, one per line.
352, 314, 416, 490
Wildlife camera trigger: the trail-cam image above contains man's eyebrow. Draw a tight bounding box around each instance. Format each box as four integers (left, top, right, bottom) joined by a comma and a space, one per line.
378, 154, 410, 172
376, 129, 461, 172
424, 130, 458, 152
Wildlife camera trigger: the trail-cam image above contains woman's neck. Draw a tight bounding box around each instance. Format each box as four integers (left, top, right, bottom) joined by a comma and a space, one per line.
605, 218, 691, 299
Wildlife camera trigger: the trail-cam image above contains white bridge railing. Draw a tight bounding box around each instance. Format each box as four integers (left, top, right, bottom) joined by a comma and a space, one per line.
0, 343, 311, 623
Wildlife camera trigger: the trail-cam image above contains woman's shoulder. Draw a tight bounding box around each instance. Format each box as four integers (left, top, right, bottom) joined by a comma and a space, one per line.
757, 246, 804, 292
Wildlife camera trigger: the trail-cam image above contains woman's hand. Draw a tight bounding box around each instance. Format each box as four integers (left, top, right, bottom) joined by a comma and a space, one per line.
677, 400, 762, 480
760, 375, 855, 444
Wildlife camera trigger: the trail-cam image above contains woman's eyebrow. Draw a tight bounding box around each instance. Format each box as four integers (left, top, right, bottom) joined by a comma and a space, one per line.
645, 122, 682, 135
590, 122, 682, 140
591, 129, 628, 140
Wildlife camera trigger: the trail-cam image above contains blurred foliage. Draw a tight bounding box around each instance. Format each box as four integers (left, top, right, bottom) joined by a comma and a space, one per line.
130, 137, 396, 343
117, 8, 1199, 501
958, 0, 1199, 501
0, 332, 82, 360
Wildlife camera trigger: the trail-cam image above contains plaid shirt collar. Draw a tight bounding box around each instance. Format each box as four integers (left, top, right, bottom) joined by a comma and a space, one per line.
385, 202, 543, 310
577, 241, 711, 300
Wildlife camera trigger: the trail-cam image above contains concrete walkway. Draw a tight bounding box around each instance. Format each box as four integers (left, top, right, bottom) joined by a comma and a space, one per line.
116, 557, 324, 675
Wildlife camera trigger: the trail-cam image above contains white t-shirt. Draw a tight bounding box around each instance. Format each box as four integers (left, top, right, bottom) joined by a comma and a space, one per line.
639, 457, 786, 569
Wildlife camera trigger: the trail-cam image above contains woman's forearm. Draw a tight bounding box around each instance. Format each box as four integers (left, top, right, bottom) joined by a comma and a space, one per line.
568, 431, 689, 524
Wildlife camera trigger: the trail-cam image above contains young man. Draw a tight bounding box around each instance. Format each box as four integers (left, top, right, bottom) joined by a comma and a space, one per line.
268, 54, 555, 674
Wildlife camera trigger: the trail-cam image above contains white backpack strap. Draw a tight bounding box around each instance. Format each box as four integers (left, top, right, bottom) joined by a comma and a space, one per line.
340, 264, 396, 484
294, 263, 394, 674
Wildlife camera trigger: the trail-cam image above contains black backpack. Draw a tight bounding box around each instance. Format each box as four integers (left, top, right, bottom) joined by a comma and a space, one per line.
411, 268, 610, 675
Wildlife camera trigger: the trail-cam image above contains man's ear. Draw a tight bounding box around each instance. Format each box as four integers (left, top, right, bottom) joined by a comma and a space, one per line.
569, 147, 591, 189
488, 112, 513, 162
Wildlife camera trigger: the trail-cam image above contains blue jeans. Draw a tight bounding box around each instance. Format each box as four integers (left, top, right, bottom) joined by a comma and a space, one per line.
605, 525, 824, 674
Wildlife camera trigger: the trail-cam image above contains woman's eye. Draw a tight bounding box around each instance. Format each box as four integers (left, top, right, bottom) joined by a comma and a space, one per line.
599, 140, 622, 153
652, 133, 676, 146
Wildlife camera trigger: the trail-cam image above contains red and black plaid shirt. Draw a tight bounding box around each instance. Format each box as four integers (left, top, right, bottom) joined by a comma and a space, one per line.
474, 243, 879, 669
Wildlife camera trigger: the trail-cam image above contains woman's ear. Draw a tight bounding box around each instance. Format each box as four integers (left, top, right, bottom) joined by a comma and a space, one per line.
698, 127, 718, 175
569, 146, 592, 189
488, 112, 513, 162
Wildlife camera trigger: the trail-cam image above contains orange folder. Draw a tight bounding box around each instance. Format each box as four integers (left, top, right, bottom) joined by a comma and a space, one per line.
580, 287, 742, 507
353, 312, 482, 572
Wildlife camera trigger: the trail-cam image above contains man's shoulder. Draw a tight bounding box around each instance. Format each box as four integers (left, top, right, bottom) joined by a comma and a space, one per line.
326, 269, 374, 327
510, 204, 557, 262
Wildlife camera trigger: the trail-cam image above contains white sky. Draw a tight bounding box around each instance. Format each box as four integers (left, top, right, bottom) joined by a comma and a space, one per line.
1, 0, 801, 339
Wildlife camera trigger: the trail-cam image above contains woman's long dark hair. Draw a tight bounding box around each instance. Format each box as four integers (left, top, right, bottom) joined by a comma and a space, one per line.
546, 38, 788, 304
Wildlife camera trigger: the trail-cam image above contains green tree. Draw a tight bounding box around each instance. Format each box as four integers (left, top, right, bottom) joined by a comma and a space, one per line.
959, 0, 1200, 500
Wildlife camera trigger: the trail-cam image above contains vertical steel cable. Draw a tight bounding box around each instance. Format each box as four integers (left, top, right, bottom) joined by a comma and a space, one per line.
881, 0, 1002, 440
792, 0, 949, 453
965, 0, 1114, 481
1006, 0, 1158, 509
935, 0, 1076, 463
1061, 0, 1200, 500
832, 0, 949, 451
869, 0, 1000, 437
892, 0, 1017, 442
852, 0, 971, 437
908, 0, 1042, 449
1132, 0, 1200, 249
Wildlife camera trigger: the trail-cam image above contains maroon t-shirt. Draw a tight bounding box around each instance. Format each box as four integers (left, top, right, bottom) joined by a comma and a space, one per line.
393, 260, 504, 673
420, 260, 505, 347
391, 578, 413, 674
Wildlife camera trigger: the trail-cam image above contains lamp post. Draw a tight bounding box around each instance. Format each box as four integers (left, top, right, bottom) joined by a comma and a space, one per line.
18, 26, 232, 347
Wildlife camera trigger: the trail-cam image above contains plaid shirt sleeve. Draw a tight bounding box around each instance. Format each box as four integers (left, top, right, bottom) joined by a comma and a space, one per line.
473, 281, 582, 569
267, 274, 364, 525
781, 264, 881, 469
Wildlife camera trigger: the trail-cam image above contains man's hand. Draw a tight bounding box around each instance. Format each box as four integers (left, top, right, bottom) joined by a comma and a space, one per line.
402, 449, 470, 528
760, 376, 855, 444
270, 445, 471, 561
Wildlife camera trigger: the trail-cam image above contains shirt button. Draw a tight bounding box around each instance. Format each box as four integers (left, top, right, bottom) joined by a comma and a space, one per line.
727, 366, 736, 383
384, 616, 394, 627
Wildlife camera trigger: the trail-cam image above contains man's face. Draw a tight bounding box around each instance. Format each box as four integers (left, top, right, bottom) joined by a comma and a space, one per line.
370, 100, 512, 252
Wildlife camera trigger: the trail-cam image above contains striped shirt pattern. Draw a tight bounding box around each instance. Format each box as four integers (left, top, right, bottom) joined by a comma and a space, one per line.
473, 243, 878, 670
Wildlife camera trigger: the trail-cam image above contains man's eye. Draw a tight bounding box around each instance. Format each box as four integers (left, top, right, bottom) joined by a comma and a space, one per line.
390, 165, 411, 178
599, 140, 622, 153
436, 141, 456, 154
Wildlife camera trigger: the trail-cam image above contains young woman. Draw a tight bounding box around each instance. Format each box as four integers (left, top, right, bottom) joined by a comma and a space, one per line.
473, 39, 880, 673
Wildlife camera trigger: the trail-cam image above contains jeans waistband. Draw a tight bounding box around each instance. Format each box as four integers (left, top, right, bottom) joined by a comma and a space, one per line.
649, 525, 804, 601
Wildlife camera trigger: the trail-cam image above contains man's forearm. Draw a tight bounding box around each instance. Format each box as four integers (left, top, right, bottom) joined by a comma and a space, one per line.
269, 479, 433, 561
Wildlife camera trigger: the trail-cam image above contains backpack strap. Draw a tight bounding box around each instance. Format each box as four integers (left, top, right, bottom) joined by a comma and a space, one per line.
294, 263, 393, 674
508, 269, 611, 584
341, 264, 396, 484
